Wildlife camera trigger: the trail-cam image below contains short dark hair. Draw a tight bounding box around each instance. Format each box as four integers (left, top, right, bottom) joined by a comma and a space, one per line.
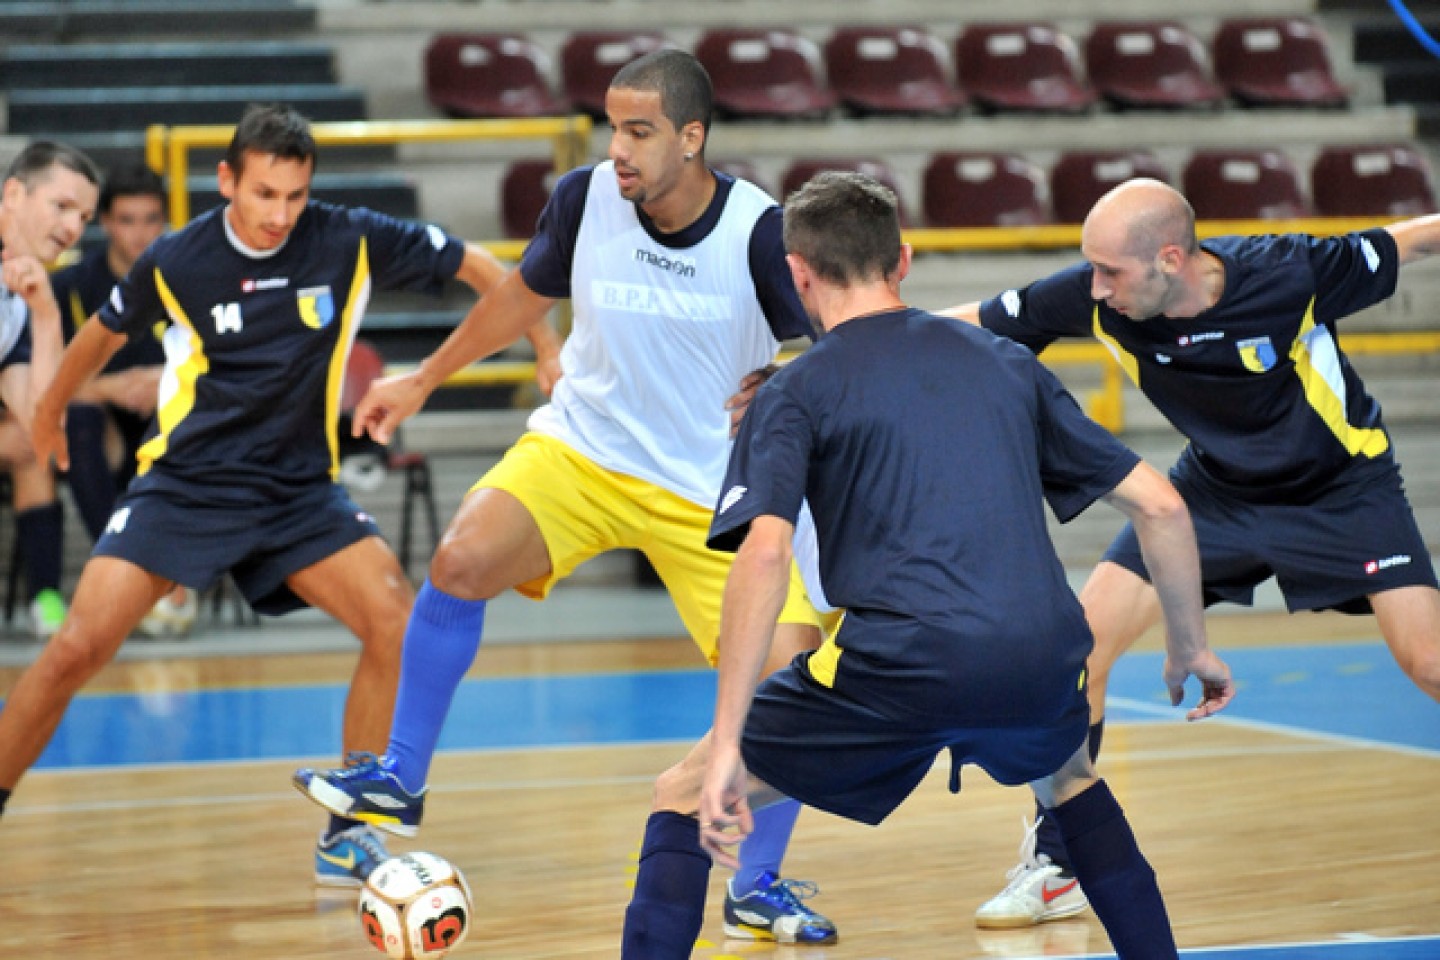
225, 103, 317, 177
783, 171, 902, 284
4, 140, 101, 190
611, 49, 713, 140
99, 161, 166, 216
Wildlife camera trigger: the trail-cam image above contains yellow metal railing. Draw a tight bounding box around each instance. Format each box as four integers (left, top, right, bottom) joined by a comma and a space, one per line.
143, 116, 593, 234
903, 217, 1398, 253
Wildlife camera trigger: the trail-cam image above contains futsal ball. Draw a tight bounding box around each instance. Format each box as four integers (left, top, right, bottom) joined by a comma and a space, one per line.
358, 852, 473, 959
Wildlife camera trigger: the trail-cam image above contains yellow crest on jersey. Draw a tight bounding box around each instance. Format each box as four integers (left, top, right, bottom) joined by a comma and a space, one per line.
297, 286, 335, 329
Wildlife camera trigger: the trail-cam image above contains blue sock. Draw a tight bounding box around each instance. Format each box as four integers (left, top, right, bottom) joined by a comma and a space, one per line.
1034, 719, 1104, 870
732, 797, 801, 895
386, 580, 487, 793
1049, 780, 1177, 960
622, 811, 710, 960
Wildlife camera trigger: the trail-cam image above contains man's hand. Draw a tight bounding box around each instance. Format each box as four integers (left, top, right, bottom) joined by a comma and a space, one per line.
1163, 648, 1235, 720
31, 394, 69, 472
725, 364, 781, 438
1, 253, 58, 314
352, 371, 430, 444
698, 743, 753, 870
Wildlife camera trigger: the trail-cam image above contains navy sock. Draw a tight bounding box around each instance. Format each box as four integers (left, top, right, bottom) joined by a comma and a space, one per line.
1034, 719, 1104, 870
324, 814, 363, 841
1049, 780, 1176, 960
16, 502, 63, 597
62, 404, 117, 541
387, 580, 487, 793
733, 797, 801, 895
622, 811, 711, 960
0, 787, 10, 816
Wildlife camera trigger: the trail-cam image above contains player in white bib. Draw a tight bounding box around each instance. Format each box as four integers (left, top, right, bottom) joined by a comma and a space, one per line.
294, 50, 839, 943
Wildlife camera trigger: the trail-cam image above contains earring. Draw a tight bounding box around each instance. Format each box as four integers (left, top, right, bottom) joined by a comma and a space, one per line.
683, 152, 695, 162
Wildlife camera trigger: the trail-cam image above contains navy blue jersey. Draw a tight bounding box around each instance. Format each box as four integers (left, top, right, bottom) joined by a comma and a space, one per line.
980, 230, 1401, 502
52, 244, 166, 373
97, 202, 464, 503
712, 308, 1139, 723
519, 165, 812, 344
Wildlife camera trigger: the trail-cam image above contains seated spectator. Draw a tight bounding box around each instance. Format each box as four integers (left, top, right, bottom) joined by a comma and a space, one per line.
49, 162, 196, 637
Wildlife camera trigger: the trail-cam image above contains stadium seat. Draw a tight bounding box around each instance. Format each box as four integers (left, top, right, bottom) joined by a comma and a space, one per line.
561, 31, 669, 119
695, 28, 836, 119
1212, 18, 1348, 108
1086, 21, 1226, 109
1050, 150, 1170, 224
1311, 144, 1438, 217
1182, 149, 1309, 220
500, 158, 558, 240
780, 157, 910, 223
424, 33, 567, 119
824, 26, 964, 116
923, 151, 1050, 227
954, 22, 1094, 114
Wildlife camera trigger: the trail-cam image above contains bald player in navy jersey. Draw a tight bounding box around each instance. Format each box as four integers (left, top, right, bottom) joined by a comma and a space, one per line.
620, 170, 1233, 960
1, 104, 556, 888
946, 178, 1440, 928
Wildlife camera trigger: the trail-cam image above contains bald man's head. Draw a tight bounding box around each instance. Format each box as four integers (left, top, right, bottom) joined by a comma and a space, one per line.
1083, 178, 1198, 261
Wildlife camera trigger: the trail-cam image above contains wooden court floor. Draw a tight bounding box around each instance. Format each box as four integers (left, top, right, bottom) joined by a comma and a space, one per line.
1, 611, 1437, 959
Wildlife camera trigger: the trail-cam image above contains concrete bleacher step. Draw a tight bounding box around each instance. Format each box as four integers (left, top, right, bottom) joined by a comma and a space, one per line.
0, 2, 314, 42
5, 84, 368, 136
0, 42, 336, 90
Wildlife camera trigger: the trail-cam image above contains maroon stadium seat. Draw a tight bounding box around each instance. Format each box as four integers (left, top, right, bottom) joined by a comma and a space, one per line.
500, 158, 559, 240
695, 28, 836, 119
954, 22, 1094, 114
1212, 18, 1347, 108
923, 151, 1050, 227
424, 33, 567, 119
824, 25, 964, 116
1182, 149, 1309, 220
1086, 21, 1226, 109
1050, 150, 1170, 224
1311, 144, 1438, 217
561, 31, 669, 119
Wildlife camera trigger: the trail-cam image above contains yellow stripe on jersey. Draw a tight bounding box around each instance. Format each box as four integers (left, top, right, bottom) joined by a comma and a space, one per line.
324, 237, 371, 480
1091, 307, 1140, 385
136, 268, 209, 476
806, 631, 843, 688
1290, 297, 1389, 458
67, 288, 87, 329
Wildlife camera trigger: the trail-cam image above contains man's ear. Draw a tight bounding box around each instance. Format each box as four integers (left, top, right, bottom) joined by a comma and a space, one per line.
217, 161, 237, 201
785, 251, 811, 293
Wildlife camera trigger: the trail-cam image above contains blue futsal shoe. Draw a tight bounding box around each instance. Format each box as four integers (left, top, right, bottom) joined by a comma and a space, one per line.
723, 870, 839, 944
293, 752, 426, 837
314, 824, 390, 888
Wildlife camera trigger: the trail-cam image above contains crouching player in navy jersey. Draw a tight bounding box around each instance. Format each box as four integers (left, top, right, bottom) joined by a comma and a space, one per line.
1, 104, 555, 887
292, 50, 842, 942
620, 172, 1236, 959
945, 179, 1440, 929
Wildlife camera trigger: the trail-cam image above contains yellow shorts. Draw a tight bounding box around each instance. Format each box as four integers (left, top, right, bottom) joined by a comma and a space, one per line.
474, 432, 823, 664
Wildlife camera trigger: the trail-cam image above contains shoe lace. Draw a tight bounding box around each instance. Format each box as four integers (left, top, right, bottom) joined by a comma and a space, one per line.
338, 751, 384, 777
1002, 816, 1054, 885
768, 877, 823, 915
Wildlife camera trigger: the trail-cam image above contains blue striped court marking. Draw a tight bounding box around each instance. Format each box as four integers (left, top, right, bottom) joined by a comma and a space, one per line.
12, 640, 1438, 770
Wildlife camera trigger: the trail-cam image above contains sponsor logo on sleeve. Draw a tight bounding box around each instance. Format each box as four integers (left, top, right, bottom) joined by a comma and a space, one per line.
719, 485, 747, 515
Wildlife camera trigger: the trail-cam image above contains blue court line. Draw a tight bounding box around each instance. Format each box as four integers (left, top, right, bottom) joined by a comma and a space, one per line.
1176, 937, 1440, 959
12, 641, 1438, 771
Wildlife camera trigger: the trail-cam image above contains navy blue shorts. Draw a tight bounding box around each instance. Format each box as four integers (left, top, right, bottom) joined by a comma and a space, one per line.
94, 480, 381, 615
740, 659, 1090, 826
1105, 456, 1437, 615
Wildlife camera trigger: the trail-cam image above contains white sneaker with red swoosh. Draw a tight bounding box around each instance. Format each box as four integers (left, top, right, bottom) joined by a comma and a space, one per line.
974, 816, 1090, 928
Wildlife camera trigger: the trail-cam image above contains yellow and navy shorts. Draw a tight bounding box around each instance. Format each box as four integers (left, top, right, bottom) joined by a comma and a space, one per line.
474, 432, 823, 664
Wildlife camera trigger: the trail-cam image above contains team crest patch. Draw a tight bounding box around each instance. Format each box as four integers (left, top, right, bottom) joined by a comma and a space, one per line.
1236, 336, 1277, 373
297, 286, 335, 329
